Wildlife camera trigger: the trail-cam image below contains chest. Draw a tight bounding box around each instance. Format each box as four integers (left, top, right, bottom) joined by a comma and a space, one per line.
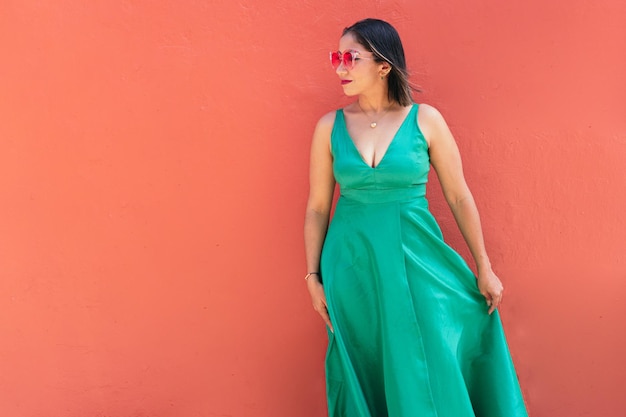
344, 110, 411, 168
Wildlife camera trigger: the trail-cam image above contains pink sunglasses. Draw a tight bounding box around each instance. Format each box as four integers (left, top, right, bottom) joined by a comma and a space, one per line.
329, 50, 373, 70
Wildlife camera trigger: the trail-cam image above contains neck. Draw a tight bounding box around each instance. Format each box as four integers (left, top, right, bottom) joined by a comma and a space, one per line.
357, 94, 395, 114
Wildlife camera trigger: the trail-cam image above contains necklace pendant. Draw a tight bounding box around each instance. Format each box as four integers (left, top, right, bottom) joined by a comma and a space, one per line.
370, 122, 377, 128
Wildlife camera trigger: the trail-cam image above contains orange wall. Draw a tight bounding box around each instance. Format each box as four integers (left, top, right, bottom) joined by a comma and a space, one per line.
1, 1, 625, 416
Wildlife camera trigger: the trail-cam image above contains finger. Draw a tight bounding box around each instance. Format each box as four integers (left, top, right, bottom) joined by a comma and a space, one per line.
495, 290, 503, 304
313, 301, 334, 333
319, 308, 334, 333
317, 297, 334, 333
483, 294, 492, 306
489, 292, 503, 314
483, 294, 494, 314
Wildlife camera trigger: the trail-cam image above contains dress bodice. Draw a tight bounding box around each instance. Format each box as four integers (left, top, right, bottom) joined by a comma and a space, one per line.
331, 104, 430, 204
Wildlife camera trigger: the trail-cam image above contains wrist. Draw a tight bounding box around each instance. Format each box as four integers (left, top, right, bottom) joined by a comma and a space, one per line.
304, 272, 321, 281
475, 257, 491, 273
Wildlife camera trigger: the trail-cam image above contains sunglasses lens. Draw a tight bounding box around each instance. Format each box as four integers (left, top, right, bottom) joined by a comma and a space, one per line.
343, 52, 355, 69
330, 52, 342, 69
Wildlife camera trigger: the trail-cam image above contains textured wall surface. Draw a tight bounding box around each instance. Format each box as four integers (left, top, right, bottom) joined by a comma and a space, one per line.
1, 1, 625, 416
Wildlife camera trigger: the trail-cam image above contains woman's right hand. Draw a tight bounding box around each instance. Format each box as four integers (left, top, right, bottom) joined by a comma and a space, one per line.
307, 276, 334, 333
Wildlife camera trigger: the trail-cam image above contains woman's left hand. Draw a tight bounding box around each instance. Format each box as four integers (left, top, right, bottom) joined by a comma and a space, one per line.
477, 269, 504, 315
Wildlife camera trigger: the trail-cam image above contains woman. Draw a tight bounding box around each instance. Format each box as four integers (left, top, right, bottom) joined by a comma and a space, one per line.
304, 18, 528, 417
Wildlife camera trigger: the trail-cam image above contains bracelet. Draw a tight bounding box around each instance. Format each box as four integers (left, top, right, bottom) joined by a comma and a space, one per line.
304, 272, 320, 281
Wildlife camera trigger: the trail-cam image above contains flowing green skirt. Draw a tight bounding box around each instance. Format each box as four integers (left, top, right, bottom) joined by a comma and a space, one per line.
320, 193, 527, 417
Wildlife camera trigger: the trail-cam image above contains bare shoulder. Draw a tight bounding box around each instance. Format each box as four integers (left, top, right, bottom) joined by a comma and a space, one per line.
315, 110, 337, 133
311, 110, 337, 150
417, 103, 447, 130
416, 103, 450, 147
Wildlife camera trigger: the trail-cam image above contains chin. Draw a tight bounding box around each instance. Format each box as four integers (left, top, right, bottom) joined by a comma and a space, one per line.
341, 87, 358, 97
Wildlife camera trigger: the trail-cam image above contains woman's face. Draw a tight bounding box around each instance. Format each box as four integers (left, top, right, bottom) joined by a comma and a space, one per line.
335, 33, 384, 96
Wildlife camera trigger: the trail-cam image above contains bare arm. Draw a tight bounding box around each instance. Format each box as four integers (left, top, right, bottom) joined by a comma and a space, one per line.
419, 104, 503, 314
304, 111, 336, 330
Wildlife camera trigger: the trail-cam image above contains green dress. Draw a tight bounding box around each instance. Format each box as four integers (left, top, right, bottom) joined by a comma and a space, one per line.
320, 104, 528, 417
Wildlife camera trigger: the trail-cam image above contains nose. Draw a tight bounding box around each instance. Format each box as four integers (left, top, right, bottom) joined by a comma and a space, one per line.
335, 61, 347, 76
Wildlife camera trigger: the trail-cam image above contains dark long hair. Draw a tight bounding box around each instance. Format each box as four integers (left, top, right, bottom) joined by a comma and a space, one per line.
343, 18, 416, 106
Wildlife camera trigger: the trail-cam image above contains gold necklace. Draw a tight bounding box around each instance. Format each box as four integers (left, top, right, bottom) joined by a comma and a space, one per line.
357, 102, 393, 128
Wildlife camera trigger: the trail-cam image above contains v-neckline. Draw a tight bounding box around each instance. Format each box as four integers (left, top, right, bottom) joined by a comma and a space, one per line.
341, 104, 416, 170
